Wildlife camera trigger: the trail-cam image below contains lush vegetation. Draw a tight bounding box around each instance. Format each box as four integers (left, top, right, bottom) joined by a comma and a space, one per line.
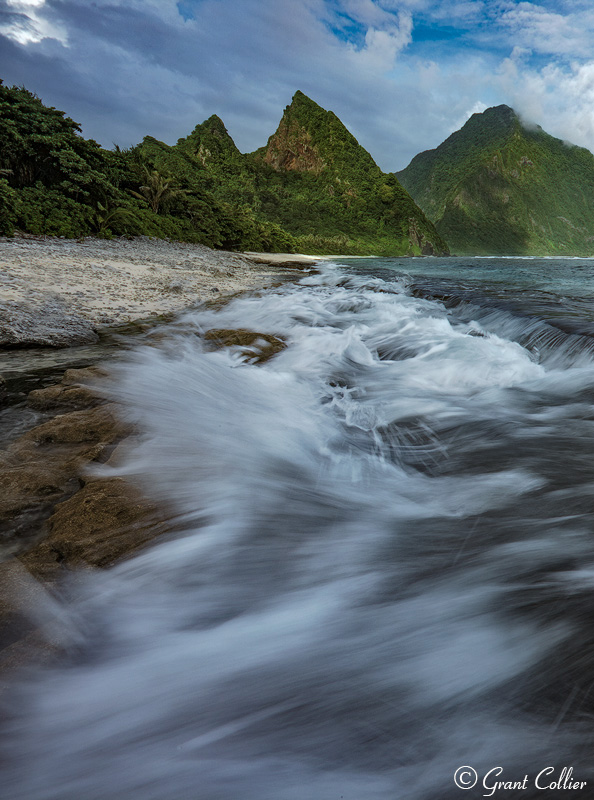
0, 81, 295, 250
0, 82, 447, 256
397, 105, 594, 256
172, 91, 448, 255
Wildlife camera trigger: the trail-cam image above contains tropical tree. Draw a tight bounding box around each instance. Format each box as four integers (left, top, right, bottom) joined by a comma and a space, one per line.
131, 166, 186, 214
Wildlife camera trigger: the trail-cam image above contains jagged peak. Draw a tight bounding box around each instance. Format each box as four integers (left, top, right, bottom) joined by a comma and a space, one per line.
190, 114, 232, 137
286, 90, 323, 111
280, 90, 339, 128
177, 113, 240, 158
258, 91, 377, 175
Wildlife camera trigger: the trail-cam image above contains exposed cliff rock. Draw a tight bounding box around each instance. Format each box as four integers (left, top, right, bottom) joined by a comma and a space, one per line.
262, 118, 325, 174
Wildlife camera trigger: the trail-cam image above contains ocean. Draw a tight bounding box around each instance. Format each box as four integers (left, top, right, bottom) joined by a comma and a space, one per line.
4, 256, 594, 799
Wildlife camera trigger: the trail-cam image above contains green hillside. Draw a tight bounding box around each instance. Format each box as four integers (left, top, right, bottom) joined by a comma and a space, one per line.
0, 80, 447, 256
0, 81, 292, 250
156, 91, 448, 256
247, 91, 448, 255
397, 104, 594, 256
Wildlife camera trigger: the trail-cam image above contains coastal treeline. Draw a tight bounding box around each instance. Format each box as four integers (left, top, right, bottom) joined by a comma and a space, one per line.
0, 81, 293, 251
0, 81, 447, 256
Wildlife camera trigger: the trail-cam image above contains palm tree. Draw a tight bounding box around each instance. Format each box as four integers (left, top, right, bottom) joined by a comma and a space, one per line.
131, 166, 186, 214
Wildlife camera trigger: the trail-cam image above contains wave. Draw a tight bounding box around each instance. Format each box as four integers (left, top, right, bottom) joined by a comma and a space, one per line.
3, 265, 594, 798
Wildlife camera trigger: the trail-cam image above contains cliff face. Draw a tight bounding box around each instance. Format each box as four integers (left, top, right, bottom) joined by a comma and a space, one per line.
397, 105, 594, 256
137, 91, 449, 256
262, 118, 325, 173
250, 91, 449, 256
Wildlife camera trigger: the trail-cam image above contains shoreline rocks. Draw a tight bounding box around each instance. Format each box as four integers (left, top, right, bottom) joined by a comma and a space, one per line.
0, 318, 289, 679
0, 235, 308, 678
0, 299, 100, 348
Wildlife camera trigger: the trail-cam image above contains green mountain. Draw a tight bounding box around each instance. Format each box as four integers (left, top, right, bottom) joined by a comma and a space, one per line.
246, 91, 448, 255
155, 91, 448, 256
0, 82, 446, 254
397, 104, 594, 256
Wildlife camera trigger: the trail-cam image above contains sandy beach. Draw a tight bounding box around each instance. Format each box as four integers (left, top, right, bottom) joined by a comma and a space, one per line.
0, 236, 321, 347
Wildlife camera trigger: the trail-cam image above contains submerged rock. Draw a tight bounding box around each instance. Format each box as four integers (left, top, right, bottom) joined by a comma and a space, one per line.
0, 366, 168, 677
204, 328, 286, 363
0, 402, 128, 557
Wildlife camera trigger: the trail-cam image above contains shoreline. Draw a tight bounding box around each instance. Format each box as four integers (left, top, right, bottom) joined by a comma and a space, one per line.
0, 239, 310, 680
0, 236, 320, 349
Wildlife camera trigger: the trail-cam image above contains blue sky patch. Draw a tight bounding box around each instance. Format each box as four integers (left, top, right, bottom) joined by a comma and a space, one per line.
176, 1, 195, 22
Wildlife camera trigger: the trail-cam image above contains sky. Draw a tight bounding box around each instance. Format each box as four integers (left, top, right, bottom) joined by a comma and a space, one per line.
2, 0, 594, 172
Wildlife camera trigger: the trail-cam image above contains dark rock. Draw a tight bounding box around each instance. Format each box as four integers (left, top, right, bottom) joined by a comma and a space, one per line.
20, 476, 166, 578
27, 366, 108, 411
21, 404, 128, 446
204, 328, 286, 363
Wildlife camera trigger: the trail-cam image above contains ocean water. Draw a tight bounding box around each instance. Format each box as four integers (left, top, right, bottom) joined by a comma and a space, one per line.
4, 256, 594, 798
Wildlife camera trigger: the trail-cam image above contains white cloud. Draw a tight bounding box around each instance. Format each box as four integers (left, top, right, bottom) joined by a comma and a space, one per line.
497, 1, 587, 56
497, 54, 594, 154
353, 10, 413, 71
1, 0, 66, 43
3, 0, 594, 173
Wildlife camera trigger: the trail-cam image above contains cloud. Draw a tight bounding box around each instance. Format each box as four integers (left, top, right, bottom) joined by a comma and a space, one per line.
0, 0, 65, 43
497, 1, 589, 57
497, 53, 594, 153
2, 0, 594, 173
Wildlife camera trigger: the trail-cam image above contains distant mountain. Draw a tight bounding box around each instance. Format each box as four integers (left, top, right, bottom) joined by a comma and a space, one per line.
397, 105, 594, 256
144, 91, 449, 256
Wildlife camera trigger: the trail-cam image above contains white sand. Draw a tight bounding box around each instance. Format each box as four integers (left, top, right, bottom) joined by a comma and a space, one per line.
0, 236, 315, 331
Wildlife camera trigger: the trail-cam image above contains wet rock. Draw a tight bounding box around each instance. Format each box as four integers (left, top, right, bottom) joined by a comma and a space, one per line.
0, 300, 99, 347
27, 366, 107, 411
0, 393, 129, 558
204, 328, 286, 363
21, 404, 127, 446
20, 476, 166, 579
27, 385, 101, 412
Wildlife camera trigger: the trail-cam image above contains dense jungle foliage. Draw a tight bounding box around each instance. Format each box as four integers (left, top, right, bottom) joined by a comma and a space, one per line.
0, 81, 292, 250
397, 105, 594, 256
0, 82, 447, 255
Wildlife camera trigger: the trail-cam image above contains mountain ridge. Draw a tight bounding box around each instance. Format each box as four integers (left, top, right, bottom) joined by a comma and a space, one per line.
146, 90, 449, 256
397, 105, 594, 255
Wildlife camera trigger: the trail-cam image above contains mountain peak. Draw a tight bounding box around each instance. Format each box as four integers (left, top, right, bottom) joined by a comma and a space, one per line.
461, 104, 520, 138
189, 114, 233, 140
258, 92, 337, 174
484, 104, 516, 117
286, 90, 323, 112
257, 91, 379, 176
176, 114, 240, 165
397, 98, 594, 256
203, 114, 227, 130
